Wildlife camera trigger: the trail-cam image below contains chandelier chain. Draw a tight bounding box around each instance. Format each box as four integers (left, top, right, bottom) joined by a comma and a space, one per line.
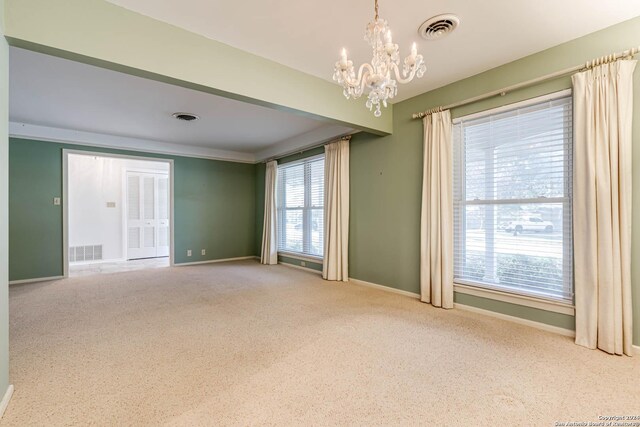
374, 0, 379, 20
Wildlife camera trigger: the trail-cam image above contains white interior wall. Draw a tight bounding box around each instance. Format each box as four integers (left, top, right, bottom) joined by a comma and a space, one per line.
68, 154, 169, 263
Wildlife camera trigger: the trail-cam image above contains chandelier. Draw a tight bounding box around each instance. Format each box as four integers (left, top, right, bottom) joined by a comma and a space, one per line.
333, 0, 426, 117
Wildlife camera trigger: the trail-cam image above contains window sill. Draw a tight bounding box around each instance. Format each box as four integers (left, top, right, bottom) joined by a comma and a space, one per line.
277, 251, 323, 264
453, 281, 575, 316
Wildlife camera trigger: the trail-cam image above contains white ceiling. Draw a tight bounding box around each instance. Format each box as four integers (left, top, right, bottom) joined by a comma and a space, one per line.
9, 47, 353, 160
105, 0, 640, 102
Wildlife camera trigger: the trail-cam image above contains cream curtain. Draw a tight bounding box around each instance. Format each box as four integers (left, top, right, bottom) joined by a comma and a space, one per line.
323, 139, 349, 281
420, 111, 454, 308
572, 60, 636, 356
261, 160, 278, 265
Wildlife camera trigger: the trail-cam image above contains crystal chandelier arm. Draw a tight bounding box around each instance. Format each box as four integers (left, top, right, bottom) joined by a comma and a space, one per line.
344, 62, 374, 88
356, 62, 374, 89
390, 62, 417, 84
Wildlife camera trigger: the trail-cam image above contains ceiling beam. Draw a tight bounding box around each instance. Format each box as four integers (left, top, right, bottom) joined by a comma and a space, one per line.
4, 0, 392, 136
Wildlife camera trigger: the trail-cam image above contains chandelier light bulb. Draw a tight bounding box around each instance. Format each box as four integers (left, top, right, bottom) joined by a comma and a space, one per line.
384, 30, 392, 44
340, 48, 348, 67
332, 0, 426, 117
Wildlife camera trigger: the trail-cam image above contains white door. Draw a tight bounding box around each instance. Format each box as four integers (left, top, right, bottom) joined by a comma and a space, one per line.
126, 172, 170, 260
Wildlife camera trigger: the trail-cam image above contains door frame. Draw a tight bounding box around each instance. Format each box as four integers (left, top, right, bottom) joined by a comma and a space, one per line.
62, 149, 175, 278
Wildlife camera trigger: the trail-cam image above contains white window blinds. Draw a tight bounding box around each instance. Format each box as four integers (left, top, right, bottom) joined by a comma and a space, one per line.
453, 93, 573, 302
277, 155, 325, 257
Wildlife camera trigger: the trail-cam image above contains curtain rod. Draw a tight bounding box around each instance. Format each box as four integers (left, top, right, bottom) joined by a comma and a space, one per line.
263, 134, 353, 163
411, 45, 640, 119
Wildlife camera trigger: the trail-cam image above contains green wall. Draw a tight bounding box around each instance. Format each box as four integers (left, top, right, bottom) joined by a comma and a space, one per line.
9, 138, 257, 281
349, 16, 640, 345
253, 17, 640, 344
0, 0, 10, 395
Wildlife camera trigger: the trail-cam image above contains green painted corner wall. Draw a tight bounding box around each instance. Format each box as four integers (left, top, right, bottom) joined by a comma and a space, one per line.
9, 138, 257, 281
0, 0, 10, 394
349, 16, 640, 345
172, 155, 255, 264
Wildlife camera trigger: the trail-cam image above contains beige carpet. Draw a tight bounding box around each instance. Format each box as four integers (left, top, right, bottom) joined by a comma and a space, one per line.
2, 260, 639, 426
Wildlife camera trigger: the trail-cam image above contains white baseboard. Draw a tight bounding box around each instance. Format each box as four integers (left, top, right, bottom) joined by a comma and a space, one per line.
278, 261, 322, 275
454, 302, 576, 337
348, 277, 421, 299
9, 276, 64, 285
174, 256, 256, 267
0, 385, 13, 419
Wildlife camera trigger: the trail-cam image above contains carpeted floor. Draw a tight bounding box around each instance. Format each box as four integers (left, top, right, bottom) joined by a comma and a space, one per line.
2, 260, 639, 426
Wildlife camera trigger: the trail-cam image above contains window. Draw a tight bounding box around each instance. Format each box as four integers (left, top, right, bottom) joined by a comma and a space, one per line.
277, 155, 324, 258
453, 92, 573, 303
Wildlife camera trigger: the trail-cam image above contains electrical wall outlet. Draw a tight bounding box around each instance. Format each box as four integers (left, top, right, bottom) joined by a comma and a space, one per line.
300, 261, 306, 267
53, 197, 61, 205
201, 249, 206, 255
187, 250, 192, 257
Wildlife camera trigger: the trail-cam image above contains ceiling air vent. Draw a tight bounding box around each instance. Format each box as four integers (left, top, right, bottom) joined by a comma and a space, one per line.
172, 112, 199, 122
418, 14, 460, 40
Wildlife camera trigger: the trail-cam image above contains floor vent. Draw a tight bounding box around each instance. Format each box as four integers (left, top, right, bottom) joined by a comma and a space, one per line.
69, 245, 103, 263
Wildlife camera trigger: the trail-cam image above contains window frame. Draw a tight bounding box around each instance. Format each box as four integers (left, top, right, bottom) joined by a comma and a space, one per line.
452, 89, 574, 306
276, 154, 325, 259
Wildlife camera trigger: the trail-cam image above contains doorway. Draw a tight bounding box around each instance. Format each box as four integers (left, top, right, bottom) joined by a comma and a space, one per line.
63, 150, 174, 277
